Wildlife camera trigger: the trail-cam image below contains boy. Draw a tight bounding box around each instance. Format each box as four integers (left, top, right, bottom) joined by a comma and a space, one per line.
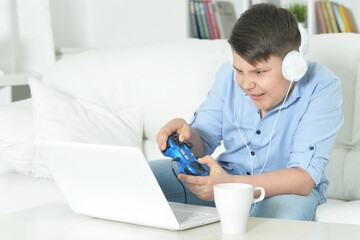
152, 4, 343, 220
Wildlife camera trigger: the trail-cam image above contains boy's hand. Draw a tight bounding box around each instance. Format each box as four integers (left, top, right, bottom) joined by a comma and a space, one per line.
178, 155, 232, 201
157, 118, 191, 151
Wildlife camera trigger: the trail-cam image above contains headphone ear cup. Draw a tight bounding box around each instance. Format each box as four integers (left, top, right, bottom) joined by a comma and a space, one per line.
282, 51, 308, 82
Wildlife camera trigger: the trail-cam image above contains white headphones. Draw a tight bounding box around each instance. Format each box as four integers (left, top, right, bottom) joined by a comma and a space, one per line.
281, 24, 309, 82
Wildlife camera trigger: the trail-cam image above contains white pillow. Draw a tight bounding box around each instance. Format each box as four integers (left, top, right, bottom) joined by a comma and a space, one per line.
0, 99, 34, 174
29, 78, 143, 179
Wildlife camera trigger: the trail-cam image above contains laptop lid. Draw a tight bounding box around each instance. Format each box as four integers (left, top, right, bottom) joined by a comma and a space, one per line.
34, 139, 181, 230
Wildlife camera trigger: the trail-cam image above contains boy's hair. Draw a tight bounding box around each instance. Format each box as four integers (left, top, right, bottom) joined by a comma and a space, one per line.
228, 4, 301, 65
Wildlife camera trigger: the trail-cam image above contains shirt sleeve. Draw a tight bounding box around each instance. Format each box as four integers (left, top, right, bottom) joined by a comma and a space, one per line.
287, 69, 344, 186
189, 62, 233, 156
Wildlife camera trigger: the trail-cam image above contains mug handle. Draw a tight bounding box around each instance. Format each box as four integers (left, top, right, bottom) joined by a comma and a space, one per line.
253, 187, 265, 203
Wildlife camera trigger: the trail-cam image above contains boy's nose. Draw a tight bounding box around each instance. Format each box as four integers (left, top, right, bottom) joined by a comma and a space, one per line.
241, 77, 256, 90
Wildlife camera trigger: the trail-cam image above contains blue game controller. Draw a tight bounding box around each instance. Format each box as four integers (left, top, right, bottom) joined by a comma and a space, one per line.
162, 132, 209, 176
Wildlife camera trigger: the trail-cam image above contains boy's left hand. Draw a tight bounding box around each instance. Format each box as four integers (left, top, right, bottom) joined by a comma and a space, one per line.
178, 155, 232, 201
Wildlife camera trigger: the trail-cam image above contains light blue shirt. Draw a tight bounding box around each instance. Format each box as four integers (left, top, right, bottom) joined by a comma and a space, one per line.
189, 61, 343, 201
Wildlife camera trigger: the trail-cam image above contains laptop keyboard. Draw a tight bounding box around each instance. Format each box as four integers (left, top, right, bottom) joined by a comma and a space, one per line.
173, 209, 213, 222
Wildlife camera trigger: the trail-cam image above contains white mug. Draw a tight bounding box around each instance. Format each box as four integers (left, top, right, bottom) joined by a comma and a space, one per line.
214, 183, 265, 235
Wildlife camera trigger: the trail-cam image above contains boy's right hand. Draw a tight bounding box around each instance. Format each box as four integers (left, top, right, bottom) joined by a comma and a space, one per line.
157, 118, 191, 152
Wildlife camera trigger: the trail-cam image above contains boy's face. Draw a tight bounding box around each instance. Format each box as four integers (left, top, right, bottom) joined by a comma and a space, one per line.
232, 51, 291, 117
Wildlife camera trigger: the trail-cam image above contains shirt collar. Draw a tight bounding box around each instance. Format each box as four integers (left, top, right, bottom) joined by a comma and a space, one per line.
271, 73, 306, 112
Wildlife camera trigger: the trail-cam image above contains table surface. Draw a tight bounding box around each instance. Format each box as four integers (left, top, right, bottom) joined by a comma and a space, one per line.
1, 203, 360, 240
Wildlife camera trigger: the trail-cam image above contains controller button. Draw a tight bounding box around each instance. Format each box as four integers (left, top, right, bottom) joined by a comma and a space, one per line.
192, 162, 205, 174
185, 141, 193, 149
184, 168, 194, 175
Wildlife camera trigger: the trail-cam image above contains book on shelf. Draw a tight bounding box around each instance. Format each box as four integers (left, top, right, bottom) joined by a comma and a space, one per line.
193, 1, 206, 38
203, 1, 215, 39
325, 1, 339, 33
343, 7, 358, 33
189, 1, 200, 38
332, 3, 346, 33
319, 1, 333, 33
206, 1, 220, 39
189, 0, 237, 39
212, 1, 237, 39
338, 5, 350, 32
199, 1, 211, 39
315, 1, 327, 33
315, 1, 358, 34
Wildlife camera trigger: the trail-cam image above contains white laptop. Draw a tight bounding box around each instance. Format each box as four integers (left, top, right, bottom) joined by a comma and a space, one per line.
34, 139, 219, 230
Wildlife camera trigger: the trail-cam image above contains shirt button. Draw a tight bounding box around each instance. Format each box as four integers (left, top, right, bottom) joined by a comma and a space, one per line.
309, 146, 315, 151
256, 130, 261, 135
251, 151, 255, 156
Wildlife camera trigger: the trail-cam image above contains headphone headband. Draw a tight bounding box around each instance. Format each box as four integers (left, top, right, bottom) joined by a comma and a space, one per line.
298, 24, 309, 55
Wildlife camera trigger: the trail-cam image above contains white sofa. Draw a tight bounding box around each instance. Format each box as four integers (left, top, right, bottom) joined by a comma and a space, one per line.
1, 33, 359, 225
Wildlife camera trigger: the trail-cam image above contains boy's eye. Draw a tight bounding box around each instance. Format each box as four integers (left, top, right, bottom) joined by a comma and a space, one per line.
257, 71, 265, 74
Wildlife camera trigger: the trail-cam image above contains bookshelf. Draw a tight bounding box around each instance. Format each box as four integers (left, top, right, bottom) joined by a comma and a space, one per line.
306, 0, 359, 34
188, 0, 249, 39
188, 0, 359, 38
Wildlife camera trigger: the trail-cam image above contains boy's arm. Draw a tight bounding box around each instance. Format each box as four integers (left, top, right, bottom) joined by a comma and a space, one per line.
179, 156, 315, 201
229, 167, 315, 198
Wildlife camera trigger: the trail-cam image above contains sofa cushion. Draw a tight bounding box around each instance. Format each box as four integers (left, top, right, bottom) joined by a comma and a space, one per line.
325, 147, 347, 200
307, 33, 360, 148
352, 62, 360, 146
306, 33, 360, 201
326, 60, 360, 201
42, 39, 233, 143
315, 199, 360, 225
0, 99, 33, 174
29, 78, 143, 178
343, 150, 360, 201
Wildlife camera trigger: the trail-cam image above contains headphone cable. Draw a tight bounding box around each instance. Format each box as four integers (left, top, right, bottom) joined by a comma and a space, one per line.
170, 158, 187, 204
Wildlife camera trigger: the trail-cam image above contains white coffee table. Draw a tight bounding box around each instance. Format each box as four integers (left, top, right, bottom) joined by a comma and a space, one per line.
1, 203, 359, 240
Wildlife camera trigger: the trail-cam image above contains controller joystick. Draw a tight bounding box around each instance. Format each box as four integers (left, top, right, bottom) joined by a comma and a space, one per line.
162, 132, 209, 176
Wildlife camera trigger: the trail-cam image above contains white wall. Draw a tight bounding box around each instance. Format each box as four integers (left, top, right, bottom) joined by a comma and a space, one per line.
0, 0, 13, 73
49, 0, 358, 49
224, 0, 251, 18
49, 0, 252, 49
49, 0, 188, 49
